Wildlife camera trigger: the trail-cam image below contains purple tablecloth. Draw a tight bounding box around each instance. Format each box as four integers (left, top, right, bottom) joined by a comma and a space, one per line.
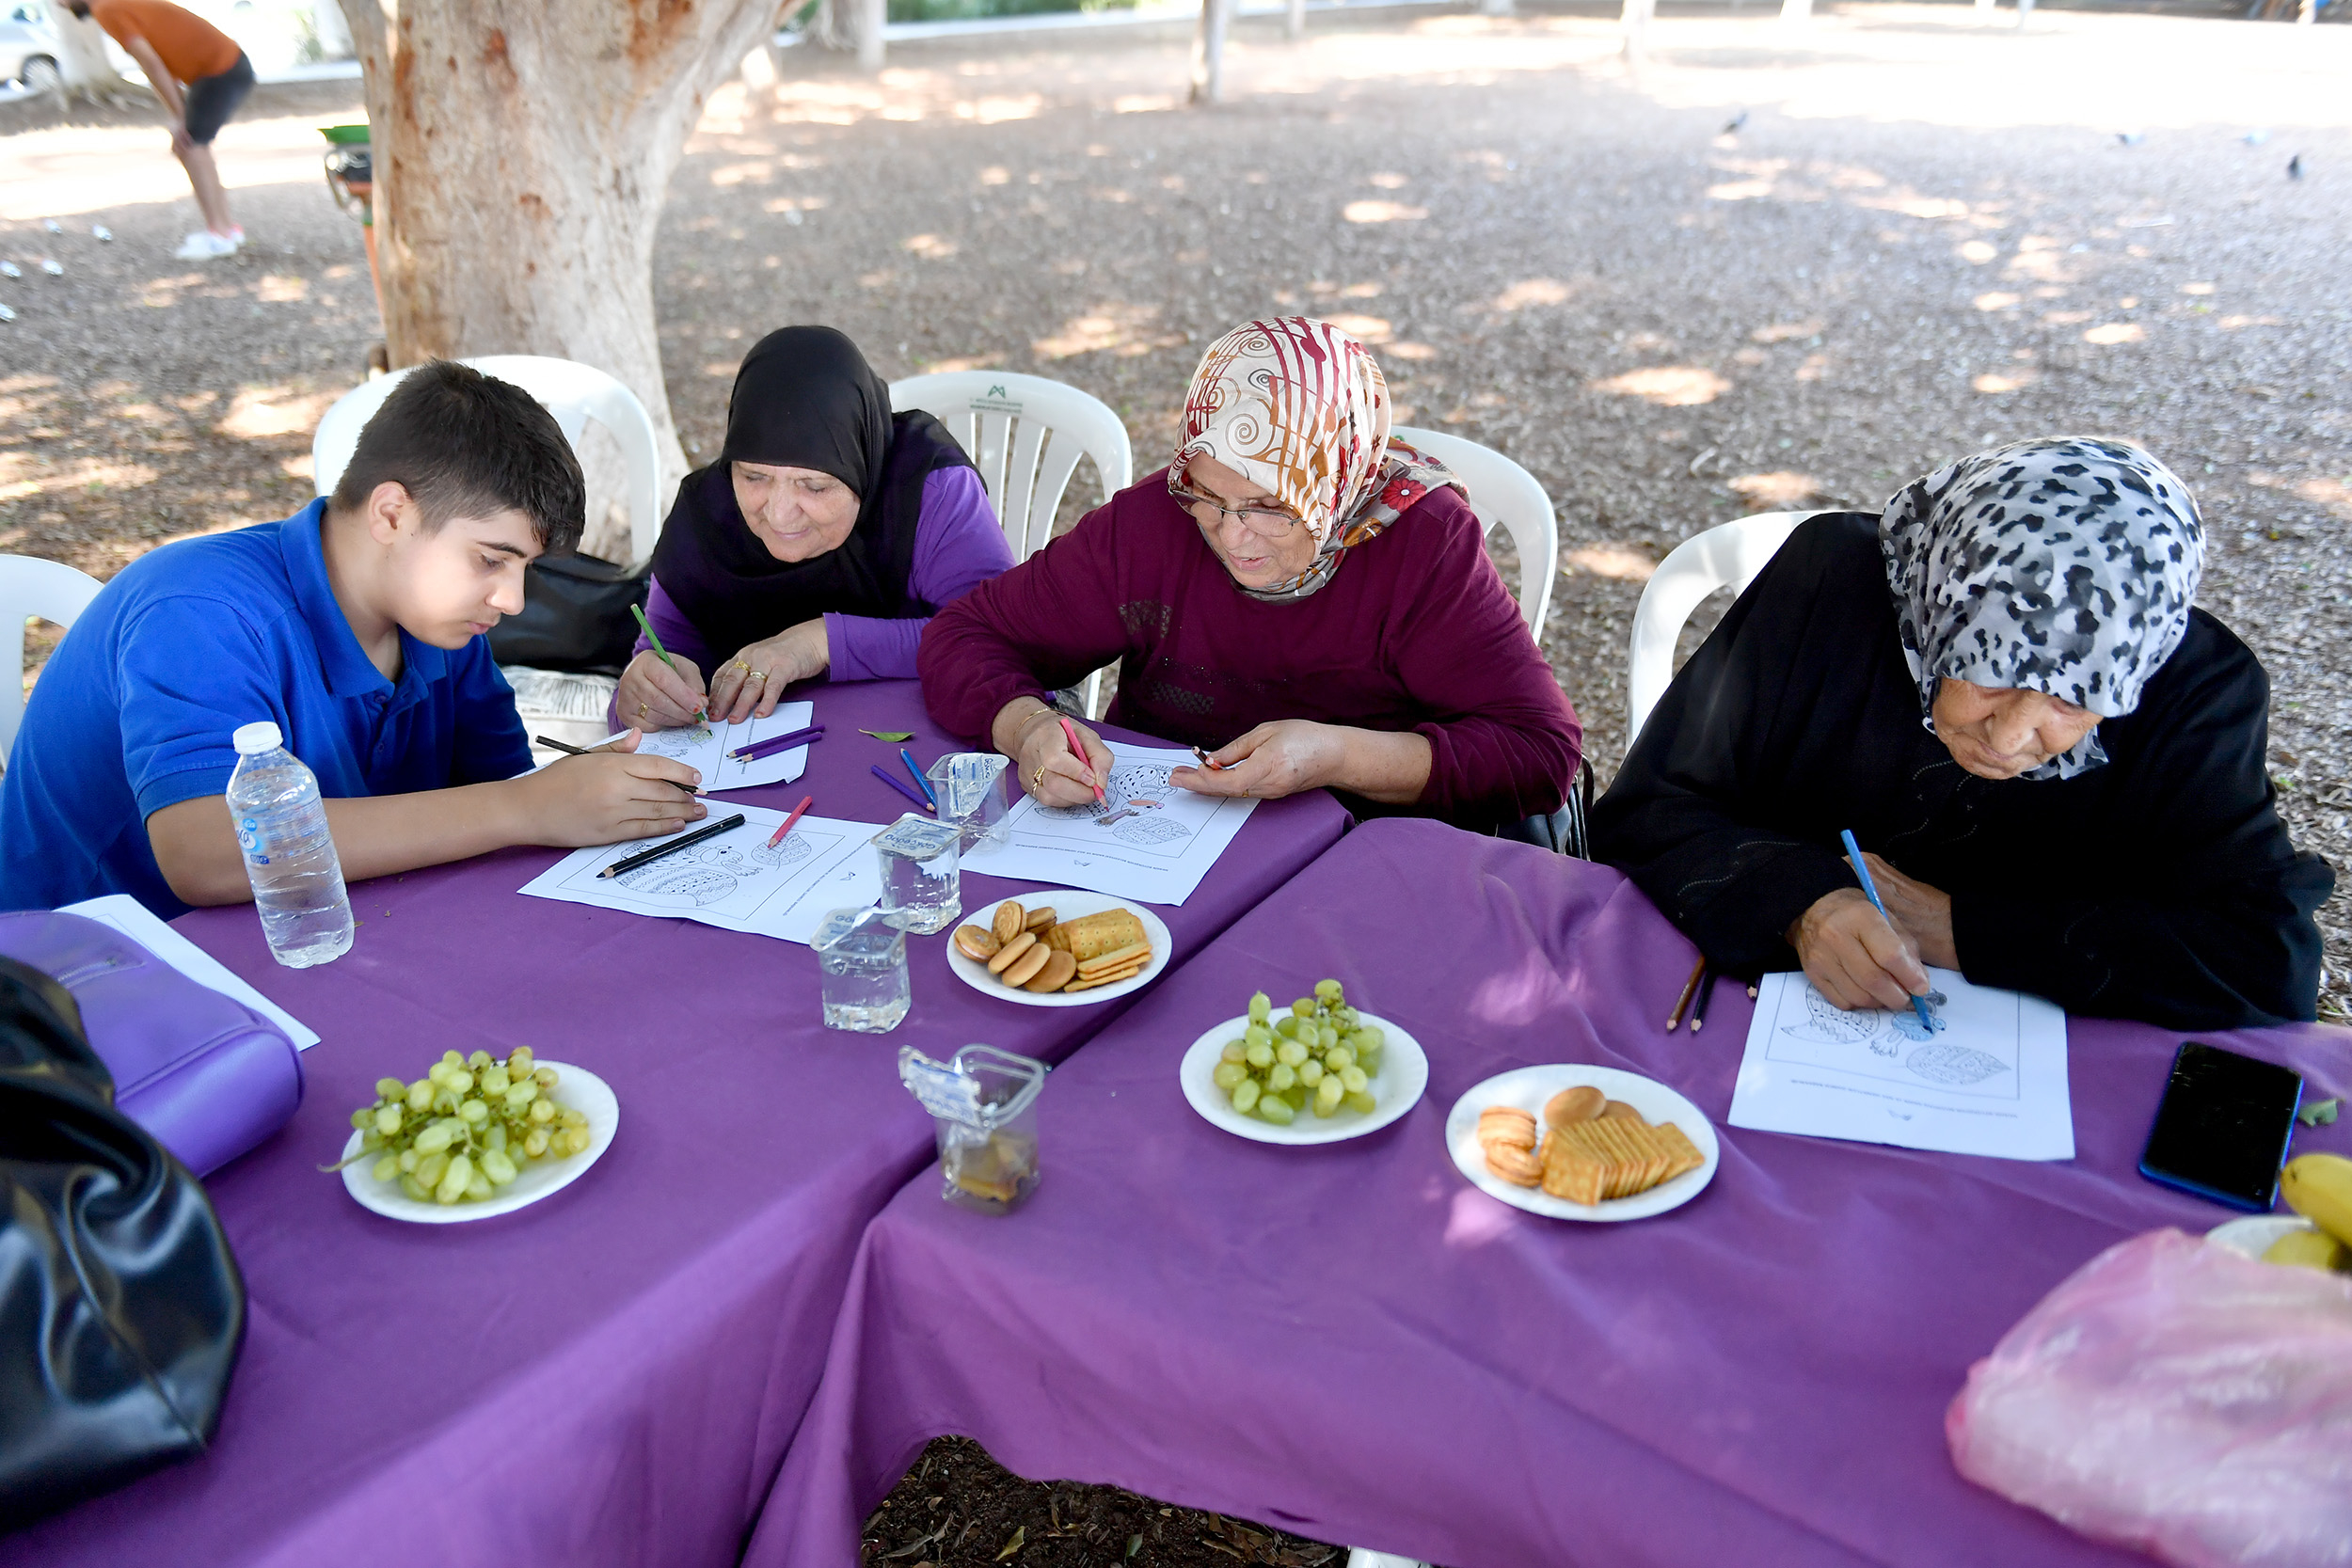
2, 681, 1346, 1568
755, 817, 2352, 1568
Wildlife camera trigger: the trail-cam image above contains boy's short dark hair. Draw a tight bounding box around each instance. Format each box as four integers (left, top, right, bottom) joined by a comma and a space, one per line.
66, 2, 90, 18
331, 360, 585, 554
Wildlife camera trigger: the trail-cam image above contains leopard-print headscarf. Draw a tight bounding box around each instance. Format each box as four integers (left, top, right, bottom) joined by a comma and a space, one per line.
1879, 437, 2204, 781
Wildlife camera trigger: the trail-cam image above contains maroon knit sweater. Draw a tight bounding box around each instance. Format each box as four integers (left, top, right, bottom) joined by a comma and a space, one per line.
918, 469, 1581, 832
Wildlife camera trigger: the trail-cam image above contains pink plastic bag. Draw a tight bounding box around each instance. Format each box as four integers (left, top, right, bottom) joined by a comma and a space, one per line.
1948, 1228, 2352, 1568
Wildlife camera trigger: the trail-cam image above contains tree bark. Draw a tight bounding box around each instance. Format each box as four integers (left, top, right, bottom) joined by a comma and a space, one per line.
332, 1, 781, 519
1191, 0, 1234, 104
53, 9, 131, 102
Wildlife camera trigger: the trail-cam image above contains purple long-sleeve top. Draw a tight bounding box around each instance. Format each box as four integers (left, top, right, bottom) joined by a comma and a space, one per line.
623, 465, 1009, 699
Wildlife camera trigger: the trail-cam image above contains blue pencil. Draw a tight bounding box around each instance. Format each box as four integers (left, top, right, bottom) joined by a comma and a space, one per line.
900, 747, 940, 811
1839, 829, 1936, 1034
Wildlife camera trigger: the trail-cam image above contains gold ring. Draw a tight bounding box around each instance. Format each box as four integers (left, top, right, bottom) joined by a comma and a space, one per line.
731, 659, 750, 672
637, 702, 647, 721
748, 669, 767, 683
1031, 766, 1045, 790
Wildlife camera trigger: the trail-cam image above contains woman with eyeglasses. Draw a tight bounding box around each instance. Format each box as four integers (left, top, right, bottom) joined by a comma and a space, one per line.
612, 325, 1011, 730
1592, 437, 2330, 1029
918, 317, 1581, 833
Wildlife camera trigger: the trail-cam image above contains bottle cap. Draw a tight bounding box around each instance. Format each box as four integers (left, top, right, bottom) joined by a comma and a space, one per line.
232, 721, 283, 755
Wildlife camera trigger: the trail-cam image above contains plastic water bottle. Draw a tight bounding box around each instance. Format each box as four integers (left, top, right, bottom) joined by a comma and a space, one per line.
227, 721, 354, 969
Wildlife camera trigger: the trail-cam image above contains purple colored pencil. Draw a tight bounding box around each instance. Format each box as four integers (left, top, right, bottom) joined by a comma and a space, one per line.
869, 764, 935, 813
726, 724, 825, 762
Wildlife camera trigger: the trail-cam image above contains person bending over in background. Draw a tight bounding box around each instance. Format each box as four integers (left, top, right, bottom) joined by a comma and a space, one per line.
612, 325, 1010, 730
0, 362, 705, 919
70, 0, 252, 259
1592, 436, 2331, 1030
919, 316, 1581, 836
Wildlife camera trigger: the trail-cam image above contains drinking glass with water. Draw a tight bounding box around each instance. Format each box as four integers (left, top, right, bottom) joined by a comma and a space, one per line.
813, 906, 911, 1033
227, 721, 354, 969
870, 815, 964, 935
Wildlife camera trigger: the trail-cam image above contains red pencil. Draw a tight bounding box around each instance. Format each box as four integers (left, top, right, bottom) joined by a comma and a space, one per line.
1057, 715, 1105, 804
765, 793, 814, 849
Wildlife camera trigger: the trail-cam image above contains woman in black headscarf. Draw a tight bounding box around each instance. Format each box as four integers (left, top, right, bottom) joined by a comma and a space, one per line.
614, 326, 1011, 727
1592, 436, 2331, 1031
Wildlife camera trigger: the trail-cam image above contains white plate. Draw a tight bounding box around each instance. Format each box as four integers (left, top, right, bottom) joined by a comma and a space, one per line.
945, 890, 1173, 1007
1179, 1012, 1430, 1145
339, 1060, 619, 1224
1445, 1065, 1719, 1222
2206, 1212, 2319, 1259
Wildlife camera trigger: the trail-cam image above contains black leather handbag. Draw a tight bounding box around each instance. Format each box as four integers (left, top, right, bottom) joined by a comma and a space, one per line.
487, 553, 650, 676
0, 958, 246, 1532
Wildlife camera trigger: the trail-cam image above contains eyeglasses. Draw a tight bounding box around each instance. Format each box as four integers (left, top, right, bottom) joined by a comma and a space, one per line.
1169, 484, 1304, 540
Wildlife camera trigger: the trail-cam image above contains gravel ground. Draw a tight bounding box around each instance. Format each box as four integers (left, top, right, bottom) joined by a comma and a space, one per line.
3, 4, 2348, 1545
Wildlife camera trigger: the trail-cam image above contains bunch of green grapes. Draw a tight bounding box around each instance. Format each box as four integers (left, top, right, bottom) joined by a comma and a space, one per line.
333, 1046, 592, 1206
1211, 978, 1384, 1126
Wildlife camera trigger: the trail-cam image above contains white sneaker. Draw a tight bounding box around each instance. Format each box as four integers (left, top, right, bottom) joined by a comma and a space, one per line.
174, 230, 239, 260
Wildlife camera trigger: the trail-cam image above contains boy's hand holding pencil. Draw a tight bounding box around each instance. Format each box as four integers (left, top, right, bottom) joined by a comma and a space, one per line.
516, 731, 707, 846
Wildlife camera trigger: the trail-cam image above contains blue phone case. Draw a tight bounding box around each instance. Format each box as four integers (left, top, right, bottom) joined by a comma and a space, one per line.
2137, 1041, 2302, 1213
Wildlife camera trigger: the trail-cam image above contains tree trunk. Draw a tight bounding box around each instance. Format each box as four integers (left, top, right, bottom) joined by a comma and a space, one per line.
334, 1, 781, 537
53, 9, 131, 102
1619, 0, 1653, 70
1191, 0, 1234, 104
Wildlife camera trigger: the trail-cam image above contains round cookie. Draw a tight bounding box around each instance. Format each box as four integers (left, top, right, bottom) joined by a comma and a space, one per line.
986, 930, 1037, 975
1545, 1085, 1606, 1129
1002, 942, 1053, 988
991, 901, 1025, 943
953, 925, 1000, 962
1023, 950, 1078, 992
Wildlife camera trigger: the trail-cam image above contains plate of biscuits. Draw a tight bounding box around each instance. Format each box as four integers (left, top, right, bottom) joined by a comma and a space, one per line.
946, 892, 1172, 1006
1445, 1066, 1718, 1222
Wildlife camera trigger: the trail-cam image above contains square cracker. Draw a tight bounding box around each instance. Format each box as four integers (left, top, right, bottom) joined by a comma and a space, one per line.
1650, 1120, 1706, 1183
1540, 1127, 1606, 1205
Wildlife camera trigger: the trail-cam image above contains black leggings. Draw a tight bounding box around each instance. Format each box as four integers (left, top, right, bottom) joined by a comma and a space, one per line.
183, 52, 254, 146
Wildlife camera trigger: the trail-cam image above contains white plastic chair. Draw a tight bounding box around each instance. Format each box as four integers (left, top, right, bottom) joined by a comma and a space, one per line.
888, 371, 1133, 560
1390, 425, 1558, 636
1, 555, 104, 766
1624, 511, 1811, 747
891, 371, 1135, 714
310, 356, 664, 567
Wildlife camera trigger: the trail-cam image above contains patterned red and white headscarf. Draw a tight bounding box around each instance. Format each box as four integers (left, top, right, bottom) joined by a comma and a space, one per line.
1172, 316, 1455, 602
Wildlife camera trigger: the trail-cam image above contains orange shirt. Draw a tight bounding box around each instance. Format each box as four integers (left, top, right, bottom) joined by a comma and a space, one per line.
86, 0, 241, 86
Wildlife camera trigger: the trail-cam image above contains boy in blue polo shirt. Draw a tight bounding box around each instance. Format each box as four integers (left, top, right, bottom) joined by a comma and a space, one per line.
0, 361, 706, 917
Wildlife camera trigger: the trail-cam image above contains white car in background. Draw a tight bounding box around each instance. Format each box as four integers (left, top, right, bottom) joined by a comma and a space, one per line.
0, 0, 63, 95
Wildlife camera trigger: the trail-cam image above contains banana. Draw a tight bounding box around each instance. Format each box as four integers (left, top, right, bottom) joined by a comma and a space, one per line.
2279, 1153, 2352, 1246
2262, 1227, 2348, 1273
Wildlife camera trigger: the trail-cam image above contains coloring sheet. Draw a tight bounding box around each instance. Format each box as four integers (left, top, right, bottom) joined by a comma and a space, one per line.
960, 742, 1256, 906
1729, 967, 2074, 1161
631, 700, 816, 793
517, 805, 888, 946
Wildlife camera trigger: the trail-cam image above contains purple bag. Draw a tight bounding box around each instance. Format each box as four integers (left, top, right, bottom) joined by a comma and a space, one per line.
0, 911, 302, 1176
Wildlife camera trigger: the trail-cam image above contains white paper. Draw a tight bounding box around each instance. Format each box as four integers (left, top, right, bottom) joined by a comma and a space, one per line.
1730, 967, 2074, 1162
632, 700, 816, 793
516, 806, 887, 945
958, 742, 1257, 907
58, 893, 323, 1050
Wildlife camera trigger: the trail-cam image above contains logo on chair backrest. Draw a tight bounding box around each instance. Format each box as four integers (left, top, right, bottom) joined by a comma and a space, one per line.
987, 384, 1008, 399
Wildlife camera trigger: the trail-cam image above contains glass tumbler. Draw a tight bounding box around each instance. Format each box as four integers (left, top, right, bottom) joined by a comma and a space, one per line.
898, 1044, 1046, 1214
870, 814, 965, 935
812, 906, 910, 1032
926, 752, 1010, 852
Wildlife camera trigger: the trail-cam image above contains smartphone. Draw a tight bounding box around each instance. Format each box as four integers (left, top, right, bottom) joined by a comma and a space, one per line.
2138, 1041, 2305, 1212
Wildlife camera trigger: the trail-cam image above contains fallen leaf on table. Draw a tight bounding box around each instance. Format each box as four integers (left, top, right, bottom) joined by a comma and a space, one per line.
995, 1524, 1026, 1560
860, 730, 915, 742
2300, 1097, 2341, 1127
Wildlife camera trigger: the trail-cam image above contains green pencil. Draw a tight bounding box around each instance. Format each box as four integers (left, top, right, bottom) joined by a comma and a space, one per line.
630, 603, 706, 721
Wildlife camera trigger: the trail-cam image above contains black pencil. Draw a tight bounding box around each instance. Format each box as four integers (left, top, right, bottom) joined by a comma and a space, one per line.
536, 734, 699, 794
1688, 966, 1717, 1032
598, 814, 745, 879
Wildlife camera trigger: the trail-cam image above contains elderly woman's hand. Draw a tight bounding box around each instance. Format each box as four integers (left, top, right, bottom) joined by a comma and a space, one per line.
993, 699, 1113, 809
707, 619, 829, 723
1860, 853, 1957, 968
615, 649, 707, 731
1172, 721, 1433, 805
1788, 889, 1934, 1012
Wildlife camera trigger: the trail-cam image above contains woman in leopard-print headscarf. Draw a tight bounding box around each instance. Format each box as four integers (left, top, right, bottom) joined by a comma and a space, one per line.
1595, 436, 2331, 1031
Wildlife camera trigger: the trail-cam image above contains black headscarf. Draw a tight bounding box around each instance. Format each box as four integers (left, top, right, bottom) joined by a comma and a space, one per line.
649, 325, 976, 667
